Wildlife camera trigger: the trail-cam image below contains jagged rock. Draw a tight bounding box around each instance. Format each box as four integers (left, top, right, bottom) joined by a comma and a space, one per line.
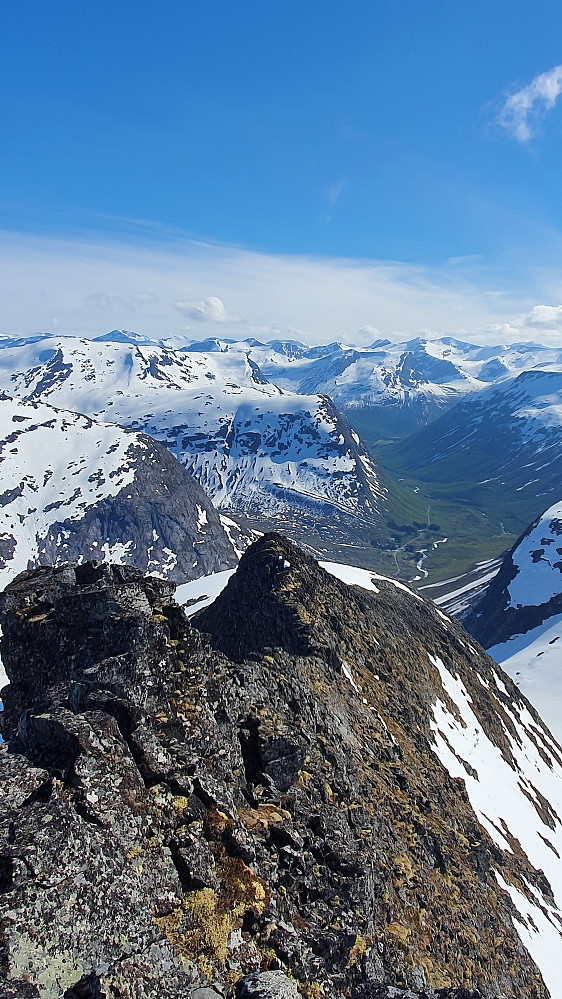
355, 989, 487, 999
0, 540, 556, 997
235, 970, 300, 997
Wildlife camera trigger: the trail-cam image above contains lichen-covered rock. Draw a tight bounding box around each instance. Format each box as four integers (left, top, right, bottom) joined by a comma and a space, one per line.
236, 970, 300, 997
0, 540, 553, 997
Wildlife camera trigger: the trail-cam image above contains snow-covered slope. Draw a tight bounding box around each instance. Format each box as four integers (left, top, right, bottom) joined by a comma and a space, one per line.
181, 333, 562, 433
488, 615, 562, 745
0, 394, 237, 588
427, 648, 562, 994
464, 501, 562, 743
0, 336, 387, 535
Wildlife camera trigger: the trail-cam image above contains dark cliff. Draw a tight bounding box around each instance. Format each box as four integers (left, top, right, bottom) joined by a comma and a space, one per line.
36, 432, 238, 583
0, 537, 554, 998
463, 510, 562, 650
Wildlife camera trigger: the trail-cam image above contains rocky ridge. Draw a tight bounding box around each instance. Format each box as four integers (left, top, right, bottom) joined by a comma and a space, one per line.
0, 537, 560, 997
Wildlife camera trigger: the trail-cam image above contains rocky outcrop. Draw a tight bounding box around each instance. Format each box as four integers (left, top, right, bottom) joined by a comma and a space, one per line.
464, 502, 562, 649
36, 430, 238, 582
0, 539, 555, 997
0, 394, 238, 586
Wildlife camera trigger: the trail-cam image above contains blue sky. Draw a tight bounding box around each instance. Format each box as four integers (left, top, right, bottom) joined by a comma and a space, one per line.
3, 1, 562, 342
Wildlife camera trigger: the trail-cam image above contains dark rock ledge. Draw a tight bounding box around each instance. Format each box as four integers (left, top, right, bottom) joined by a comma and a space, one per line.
0, 537, 548, 997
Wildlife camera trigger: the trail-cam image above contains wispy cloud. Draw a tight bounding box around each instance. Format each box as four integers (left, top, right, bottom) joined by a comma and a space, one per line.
327, 180, 345, 209
497, 65, 562, 143
0, 228, 548, 345
84, 291, 159, 311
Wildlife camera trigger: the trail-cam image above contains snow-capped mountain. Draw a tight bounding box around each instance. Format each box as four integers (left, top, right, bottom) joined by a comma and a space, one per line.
1, 329, 560, 583
181, 333, 562, 437
0, 336, 387, 539
464, 500, 562, 743
0, 394, 237, 588
17, 330, 560, 436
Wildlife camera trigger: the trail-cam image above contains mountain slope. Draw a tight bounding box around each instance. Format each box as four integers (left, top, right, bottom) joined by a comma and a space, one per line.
379, 369, 562, 541
2, 540, 562, 995
0, 394, 237, 587
465, 500, 562, 648
463, 501, 562, 742
2, 331, 561, 585
0, 336, 388, 545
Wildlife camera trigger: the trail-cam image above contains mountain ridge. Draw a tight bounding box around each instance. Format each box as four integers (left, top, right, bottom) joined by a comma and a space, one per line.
1, 537, 562, 996
0, 336, 389, 551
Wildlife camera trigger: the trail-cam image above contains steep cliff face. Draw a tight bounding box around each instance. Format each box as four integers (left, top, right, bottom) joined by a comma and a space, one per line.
464, 501, 562, 651
0, 394, 237, 585
0, 540, 560, 997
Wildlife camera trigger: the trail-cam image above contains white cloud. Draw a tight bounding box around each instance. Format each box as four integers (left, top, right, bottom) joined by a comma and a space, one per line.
483, 305, 562, 345
523, 304, 562, 328
0, 228, 548, 345
485, 323, 522, 340
497, 65, 562, 143
327, 180, 345, 208
172, 295, 241, 323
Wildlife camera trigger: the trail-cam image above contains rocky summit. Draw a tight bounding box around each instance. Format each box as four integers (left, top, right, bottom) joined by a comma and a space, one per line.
0, 537, 560, 998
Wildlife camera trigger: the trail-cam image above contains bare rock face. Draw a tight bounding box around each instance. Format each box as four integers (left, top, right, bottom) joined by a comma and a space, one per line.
35, 430, 238, 583
463, 502, 562, 650
0, 541, 553, 997
236, 970, 300, 997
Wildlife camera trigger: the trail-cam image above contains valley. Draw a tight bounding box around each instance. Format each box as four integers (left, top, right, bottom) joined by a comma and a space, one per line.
0, 329, 559, 590
0, 328, 561, 997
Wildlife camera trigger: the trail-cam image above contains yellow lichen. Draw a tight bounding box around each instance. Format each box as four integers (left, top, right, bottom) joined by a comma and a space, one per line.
238, 804, 291, 832
154, 857, 269, 971
347, 934, 371, 967
299, 984, 323, 999
387, 921, 411, 944
393, 854, 414, 884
